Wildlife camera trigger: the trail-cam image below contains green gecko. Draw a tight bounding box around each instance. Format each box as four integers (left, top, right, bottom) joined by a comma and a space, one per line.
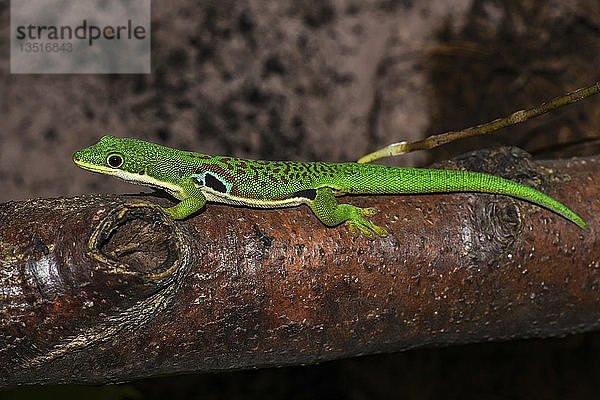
73, 136, 588, 238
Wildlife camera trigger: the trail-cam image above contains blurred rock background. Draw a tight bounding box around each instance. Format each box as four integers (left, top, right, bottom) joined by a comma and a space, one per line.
1, 0, 599, 398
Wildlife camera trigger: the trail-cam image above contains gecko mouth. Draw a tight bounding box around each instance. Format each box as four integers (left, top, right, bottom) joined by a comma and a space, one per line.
72, 157, 114, 175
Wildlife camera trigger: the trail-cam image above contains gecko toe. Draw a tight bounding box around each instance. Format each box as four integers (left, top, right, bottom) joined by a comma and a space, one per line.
361, 207, 379, 216
344, 219, 387, 239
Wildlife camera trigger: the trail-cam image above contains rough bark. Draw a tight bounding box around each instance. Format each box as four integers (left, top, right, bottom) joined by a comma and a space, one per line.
0, 147, 598, 386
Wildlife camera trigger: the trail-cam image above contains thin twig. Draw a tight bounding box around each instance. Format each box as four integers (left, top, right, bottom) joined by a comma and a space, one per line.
358, 81, 600, 163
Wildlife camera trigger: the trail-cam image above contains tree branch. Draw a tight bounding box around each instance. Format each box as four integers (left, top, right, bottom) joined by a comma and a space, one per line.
1, 147, 598, 386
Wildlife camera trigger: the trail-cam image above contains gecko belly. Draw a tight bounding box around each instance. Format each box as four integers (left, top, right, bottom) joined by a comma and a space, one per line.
200, 187, 307, 209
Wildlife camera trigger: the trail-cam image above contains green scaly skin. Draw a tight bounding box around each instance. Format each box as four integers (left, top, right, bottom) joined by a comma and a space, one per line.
73, 136, 588, 238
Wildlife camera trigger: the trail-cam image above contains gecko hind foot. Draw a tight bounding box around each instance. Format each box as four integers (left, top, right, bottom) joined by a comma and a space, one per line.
344, 207, 388, 239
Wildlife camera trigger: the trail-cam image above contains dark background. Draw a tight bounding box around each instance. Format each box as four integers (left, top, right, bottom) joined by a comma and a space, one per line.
1, 0, 600, 398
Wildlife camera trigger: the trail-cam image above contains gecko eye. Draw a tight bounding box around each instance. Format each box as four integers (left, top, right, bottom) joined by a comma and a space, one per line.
107, 154, 124, 169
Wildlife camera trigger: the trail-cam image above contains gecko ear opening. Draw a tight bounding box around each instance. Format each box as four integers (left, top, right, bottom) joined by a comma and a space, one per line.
107, 153, 124, 169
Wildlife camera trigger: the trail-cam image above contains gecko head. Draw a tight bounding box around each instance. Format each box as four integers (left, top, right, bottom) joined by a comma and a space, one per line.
73, 135, 160, 179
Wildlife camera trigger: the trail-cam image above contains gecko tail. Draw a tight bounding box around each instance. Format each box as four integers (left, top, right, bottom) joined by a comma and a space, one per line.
342, 165, 588, 230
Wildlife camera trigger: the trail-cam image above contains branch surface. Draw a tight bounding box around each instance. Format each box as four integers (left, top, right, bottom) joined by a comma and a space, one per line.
0, 147, 598, 386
